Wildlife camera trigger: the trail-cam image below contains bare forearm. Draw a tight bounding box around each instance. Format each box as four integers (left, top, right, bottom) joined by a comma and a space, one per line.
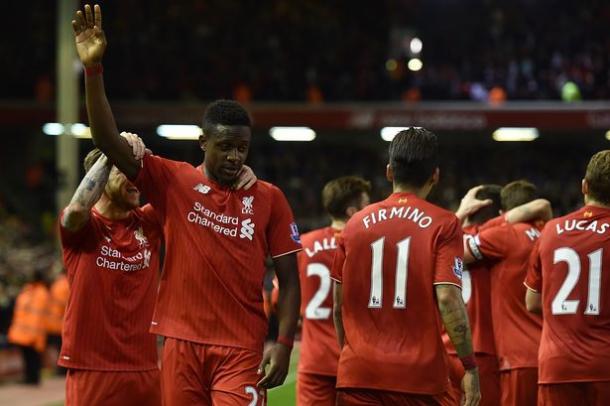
436, 285, 474, 357
84, 74, 139, 179
276, 275, 300, 340
274, 254, 301, 341
333, 283, 345, 347
62, 154, 110, 230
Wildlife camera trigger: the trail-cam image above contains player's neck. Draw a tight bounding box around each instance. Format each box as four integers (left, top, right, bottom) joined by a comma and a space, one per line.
585, 198, 610, 210
392, 183, 431, 199
330, 219, 346, 230
94, 195, 131, 220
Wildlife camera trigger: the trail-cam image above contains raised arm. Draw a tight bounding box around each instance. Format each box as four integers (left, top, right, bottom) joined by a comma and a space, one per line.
257, 254, 301, 389
61, 154, 110, 232
436, 284, 481, 406
72, 4, 140, 179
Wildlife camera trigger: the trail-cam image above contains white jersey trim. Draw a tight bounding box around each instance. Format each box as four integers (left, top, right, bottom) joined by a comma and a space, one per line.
433, 282, 462, 289
523, 282, 540, 293
271, 248, 303, 259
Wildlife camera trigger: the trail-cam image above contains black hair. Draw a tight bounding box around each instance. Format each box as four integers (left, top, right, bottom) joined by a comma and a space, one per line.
202, 99, 252, 136
469, 184, 502, 225
388, 127, 439, 188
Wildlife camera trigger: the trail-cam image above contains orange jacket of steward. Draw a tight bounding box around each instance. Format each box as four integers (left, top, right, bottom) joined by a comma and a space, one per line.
8, 282, 50, 352
47, 275, 69, 335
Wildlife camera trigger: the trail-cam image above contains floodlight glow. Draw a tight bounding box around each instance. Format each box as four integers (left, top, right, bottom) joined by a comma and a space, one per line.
380, 127, 410, 142
269, 127, 316, 142
70, 123, 91, 138
156, 125, 202, 140
605, 130, 610, 141
42, 123, 65, 135
410, 37, 423, 54
492, 127, 539, 142
407, 58, 423, 72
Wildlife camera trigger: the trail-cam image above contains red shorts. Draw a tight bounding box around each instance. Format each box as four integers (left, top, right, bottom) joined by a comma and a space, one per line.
297, 372, 336, 406
336, 388, 452, 406
65, 368, 161, 406
161, 337, 266, 406
446, 353, 500, 406
538, 381, 610, 406
499, 368, 538, 406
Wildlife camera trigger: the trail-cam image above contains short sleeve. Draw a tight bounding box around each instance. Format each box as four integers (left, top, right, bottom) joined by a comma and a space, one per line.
524, 239, 543, 292
58, 210, 96, 249
330, 234, 346, 283
133, 154, 173, 221
266, 187, 302, 258
433, 216, 464, 287
468, 224, 510, 262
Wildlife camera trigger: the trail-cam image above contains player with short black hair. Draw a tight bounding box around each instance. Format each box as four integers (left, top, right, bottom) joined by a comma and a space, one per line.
332, 128, 480, 405
72, 5, 301, 405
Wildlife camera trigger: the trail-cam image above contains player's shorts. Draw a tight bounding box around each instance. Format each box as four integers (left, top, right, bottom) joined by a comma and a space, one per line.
538, 381, 610, 406
161, 337, 266, 406
297, 371, 336, 406
65, 368, 161, 406
446, 353, 500, 406
336, 388, 453, 406
499, 368, 538, 406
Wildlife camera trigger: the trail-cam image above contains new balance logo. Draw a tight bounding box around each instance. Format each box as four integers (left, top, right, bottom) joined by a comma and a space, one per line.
193, 183, 211, 195
240, 218, 255, 240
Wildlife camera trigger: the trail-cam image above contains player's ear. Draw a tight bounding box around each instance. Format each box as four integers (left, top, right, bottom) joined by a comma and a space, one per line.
582, 178, 588, 196
386, 164, 393, 182
345, 206, 357, 219
199, 133, 208, 152
431, 167, 440, 186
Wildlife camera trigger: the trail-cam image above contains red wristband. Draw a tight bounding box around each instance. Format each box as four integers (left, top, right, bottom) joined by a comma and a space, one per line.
460, 354, 477, 371
276, 335, 294, 349
84, 64, 103, 76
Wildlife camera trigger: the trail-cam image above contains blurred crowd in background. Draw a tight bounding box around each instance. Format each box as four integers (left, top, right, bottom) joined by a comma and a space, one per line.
1, 0, 609, 383
6, 0, 610, 103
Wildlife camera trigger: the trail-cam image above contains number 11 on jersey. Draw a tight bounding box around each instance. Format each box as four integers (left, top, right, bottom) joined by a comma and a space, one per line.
369, 236, 411, 309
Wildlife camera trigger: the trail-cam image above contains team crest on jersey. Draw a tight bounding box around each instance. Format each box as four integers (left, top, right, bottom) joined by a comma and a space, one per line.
242, 196, 254, 214
134, 227, 149, 247
290, 222, 301, 244
193, 183, 211, 195
453, 257, 463, 279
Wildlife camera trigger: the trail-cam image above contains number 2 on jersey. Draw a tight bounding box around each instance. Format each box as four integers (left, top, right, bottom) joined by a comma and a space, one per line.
552, 247, 602, 315
369, 236, 411, 309
305, 263, 332, 319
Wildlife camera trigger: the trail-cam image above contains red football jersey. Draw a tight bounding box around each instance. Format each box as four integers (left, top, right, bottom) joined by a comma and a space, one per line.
331, 192, 463, 395
134, 155, 301, 352
59, 205, 162, 370
297, 226, 341, 377
468, 221, 542, 371
525, 205, 610, 383
444, 222, 497, 356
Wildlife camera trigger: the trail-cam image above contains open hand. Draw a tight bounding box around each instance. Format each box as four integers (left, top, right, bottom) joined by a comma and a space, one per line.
72, 4, 106, 67
234, 165, 258, 190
